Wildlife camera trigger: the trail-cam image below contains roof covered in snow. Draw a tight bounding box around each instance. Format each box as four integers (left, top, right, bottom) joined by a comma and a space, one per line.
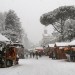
55, 42, 69, 47
69, 40, 75, 45
48, 44, 55, 47
0, 34, 10, 42
35, 47, 44, 51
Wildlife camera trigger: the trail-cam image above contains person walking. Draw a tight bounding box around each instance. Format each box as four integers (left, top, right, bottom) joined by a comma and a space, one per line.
32, 52, 35, 58
30, 52, 32, 58
35, 51, 38, 59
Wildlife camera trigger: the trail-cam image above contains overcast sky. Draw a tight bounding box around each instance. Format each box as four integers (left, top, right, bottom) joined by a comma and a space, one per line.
0, 0, 75, 44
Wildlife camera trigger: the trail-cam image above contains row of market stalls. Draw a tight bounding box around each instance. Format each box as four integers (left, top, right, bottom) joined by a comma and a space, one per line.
28, 47, 44, 57
46, 40, 75, 61
0, 34, 25, 68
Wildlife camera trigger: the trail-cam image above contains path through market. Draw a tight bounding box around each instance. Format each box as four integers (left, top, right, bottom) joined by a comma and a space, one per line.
0, 56, 75, 75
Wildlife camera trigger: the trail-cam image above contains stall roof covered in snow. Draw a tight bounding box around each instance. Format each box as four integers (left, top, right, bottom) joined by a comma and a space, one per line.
35, 47, 44, 51
48, 44, 55, 47
0, 34, 10, 42
55, 42, 69, 47
69, 40, 75, 45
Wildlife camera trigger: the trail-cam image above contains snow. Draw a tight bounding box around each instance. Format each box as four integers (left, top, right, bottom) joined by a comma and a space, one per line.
35, 47, 44, 51
55, 42, 69, 47
48, 42, 69, 48
49, 44, 55, 47
0, 56, 75, 75
0, 34, 10, 42
69, 40, 75, 45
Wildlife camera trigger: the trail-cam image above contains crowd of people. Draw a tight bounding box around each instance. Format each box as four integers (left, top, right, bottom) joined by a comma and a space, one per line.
25, 51, 43, 59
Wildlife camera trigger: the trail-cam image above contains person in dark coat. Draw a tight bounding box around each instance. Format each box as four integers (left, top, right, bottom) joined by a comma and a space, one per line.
0, 45, 4, 67
39, 52, 42, 57
30, 52, 32, 58
32, 52, 35, 58
35, 51, 38, 59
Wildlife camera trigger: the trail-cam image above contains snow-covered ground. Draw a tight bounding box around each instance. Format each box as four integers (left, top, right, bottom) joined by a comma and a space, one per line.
0, 56, 75, 75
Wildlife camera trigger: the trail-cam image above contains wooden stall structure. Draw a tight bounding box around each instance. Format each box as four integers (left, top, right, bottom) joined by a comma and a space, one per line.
4, 45, 19, 67
0, 34, 11, 68
47, 40, 75, 61
10, 43, 25, 59
0, 43, 24, 68
64, 40, 75, 61
35, 47, 44, 56
47, 44, 55, 58
52, 42, 69, 59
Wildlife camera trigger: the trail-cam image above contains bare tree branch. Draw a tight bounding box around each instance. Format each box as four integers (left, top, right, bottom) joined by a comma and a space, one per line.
52, 24, 61, 33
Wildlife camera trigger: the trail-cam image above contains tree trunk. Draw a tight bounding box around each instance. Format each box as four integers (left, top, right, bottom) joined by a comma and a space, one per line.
60, 19, 65, 41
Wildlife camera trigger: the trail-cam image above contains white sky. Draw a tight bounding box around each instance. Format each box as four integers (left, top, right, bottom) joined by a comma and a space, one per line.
0, 0, 75, 44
